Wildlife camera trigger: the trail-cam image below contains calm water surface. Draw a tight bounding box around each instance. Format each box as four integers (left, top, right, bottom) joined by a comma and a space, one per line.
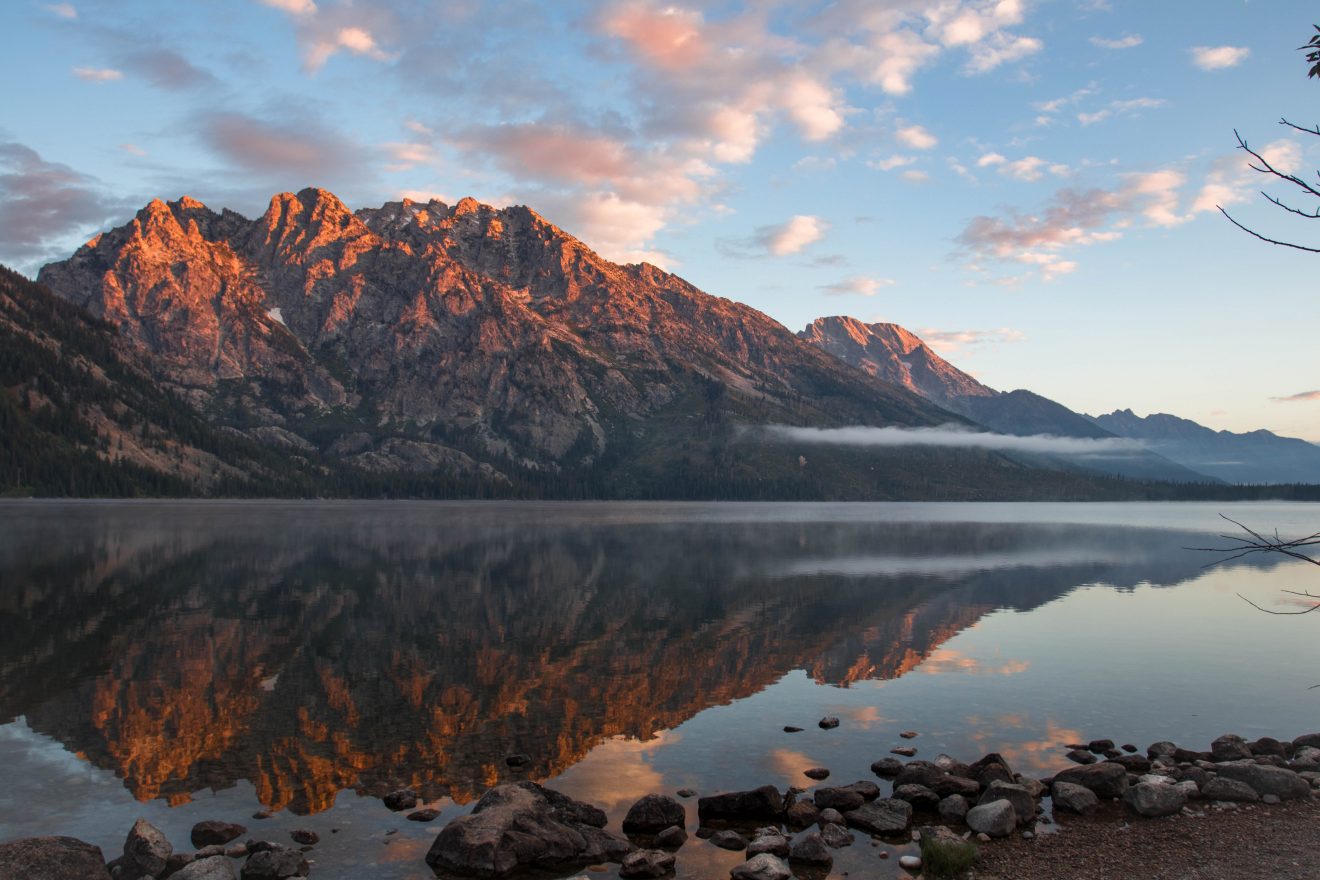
1, 500, 1317, 878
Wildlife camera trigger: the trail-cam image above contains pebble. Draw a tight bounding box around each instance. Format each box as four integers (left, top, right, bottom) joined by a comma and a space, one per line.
819, 717, 840, 730
783, 726, 803, 733
1022, 831, 1035, 840
898, 855, 922, 871
1263, 795, 1281, 805
891, 747, 917, 757
900, 731, 919, 739
804, 768, 830, 780
676, 789, 696, 798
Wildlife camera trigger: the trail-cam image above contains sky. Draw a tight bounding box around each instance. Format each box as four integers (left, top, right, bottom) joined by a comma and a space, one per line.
1, 0, 1318, 440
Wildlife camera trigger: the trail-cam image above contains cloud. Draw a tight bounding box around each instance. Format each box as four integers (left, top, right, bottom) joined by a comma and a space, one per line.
1271, 390, 1320, 403
196, 110, 372, 184
869, 154, 916, 171
896, 124, 938, 150
259, 0, 316, 15
1090, 34, 1142, 49
762, 424, 1145, 456
902, 169, 930, 183
118, 49, 216, 90
1191, 45, 1250, 70
0, 142, 132, 268
599, 3, 706, 71
72, 67, 122, 82
1077, 96, 1166, 126
380, 141, 436, 173
1189, 138, 1301, 215
306, 26, 394, 70
1033, 83, 1099, 117
118, 143, 147, 157
819, 276, 894, 296
965, 32, 1042, 73
760, 215, 827, 256
918, 327, 1025, 353
533, 190, 671, 266
977, 152, 1006, 167
45, 3, 77, 19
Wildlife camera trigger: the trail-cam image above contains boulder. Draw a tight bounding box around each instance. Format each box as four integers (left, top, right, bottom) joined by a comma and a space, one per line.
656, 826, 687, 849
817, 808, 844, 826
843, 798, 912, 835
818, 823, 852, 848
803, 768, 829, 781
1211, 734, 1252, 762
124, 819, 173, 877
892, 784, 939, 812
1122, 782, 1185, 818
870, 758, 903, 777
240, 845, 309, 880
788, 832, 832, 867
425, 782, 632, 877
784, 800, 819, 827
1179, 766, 1212, 790
1147, 741, 1178, 759
619, 850, 675, 878
710, 831, 747, 851
1053, 762, 1130, 799
698, 786, 784, 822
623, 795, 686, 835
1214, 763, 1311, 800
746, 830, 789, 859
1107, 755, 1151, 773
978, 782, 1035, 825
1088, 739, 1115, 754
1065, 749, 1096, 766
892, 762, 947, 790
812, 787, 865, 812
0, 836, 111, 880
1292, 732, 1320, 751
1248, 737, 1287, 758
173, 856, 238, 880
730, 854, 792, 880
383, 788, 418, 811
965, 800, 1015, 838
1173, 780, 1200, 800
288, 830, 318, 846
1050, 781, 1098, 814
937, 794, 969, 823
840, 780, 880, 801
191, 822, 247, 849
1203, 775, 1251, 807
931, 776, 980, 799
818, 717, 840, 730
967, 754, 1015, 789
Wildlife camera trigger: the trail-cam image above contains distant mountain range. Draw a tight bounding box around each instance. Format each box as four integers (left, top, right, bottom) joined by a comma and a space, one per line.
1, 188, 1315, 498
800, 316, 1320, 486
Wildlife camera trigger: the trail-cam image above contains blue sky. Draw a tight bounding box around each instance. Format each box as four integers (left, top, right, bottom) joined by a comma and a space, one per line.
2, 0, 1318, 439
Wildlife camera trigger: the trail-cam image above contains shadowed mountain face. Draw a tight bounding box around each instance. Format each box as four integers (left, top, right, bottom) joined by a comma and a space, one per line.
0, 502, 1271, 815
1091, 409, 1320, 485
35, 193, 951, 485
800, 317, 1213, 484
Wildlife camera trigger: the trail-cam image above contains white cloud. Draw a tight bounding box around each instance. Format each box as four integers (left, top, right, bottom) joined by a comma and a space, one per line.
780, 75, 846, 141
403, 119, 433, 137
869, 154, 916, 171
1191, 45, 1250, 70
820, 276, 895, 296
763, 424, 1145, 456
259, 0, 317, 15
1001, 156, 1048, 181
977, 152, 1006, 167
896, 124, 938, 150
903, 169, 930, 183
118, 143, 147, 157
1090, 34, 1142, 49
1078, 97, 1166, 126
307, 26, 394, 70
45, 3, 77, 19
918, 327, 1025, 353
72, 67, 122, 82
380, 141, 435, 172
965, 32, 1042, 73
763, 214, 827, 256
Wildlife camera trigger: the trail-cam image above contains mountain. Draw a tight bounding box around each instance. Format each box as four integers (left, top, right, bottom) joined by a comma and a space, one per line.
801, 316, 1212, 484
25, 189, 1188, 500
1091, 409, 1320, 485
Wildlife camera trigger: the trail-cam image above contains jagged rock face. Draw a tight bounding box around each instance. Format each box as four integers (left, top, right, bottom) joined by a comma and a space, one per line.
39, 191, 949, 473
799, 316, 996, 405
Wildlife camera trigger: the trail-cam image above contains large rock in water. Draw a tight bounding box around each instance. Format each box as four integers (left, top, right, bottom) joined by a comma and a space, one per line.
192, 821, 247, 848
698, 786, 784, 822
622, 794, 685, 834
0, 836, 112, 879
241, 844, 308, 879
175, 856, 238, 880
124, 818, 173, 877
730, 854, 792, 880
426, 782, 633, 877
1052, 762, 1129, 799
1050, 781, 1099, 814
843, 798, 912, 835
1122, 782, 1185, 818
1214, 763, 1311, 800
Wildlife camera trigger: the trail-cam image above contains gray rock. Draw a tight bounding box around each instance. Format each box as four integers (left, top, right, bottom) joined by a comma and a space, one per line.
124, 819, 172, 877
619, 849, 675, 878
746, 832, 789, 858
870, 758, 903, 777
818, 717, 840, 729
1248, 737, 1287, 758
1215, 762, 1310, 800
1202, 777, 1259, 802
1107, 755, 1151, 773
1173, 780, 1200, 799
967, 753, 1015, 789
918, 825, 964, 847
623, 795, 686, 835
288, 830, 318, 846
818, 823, 852, 848
1050, 782, 1099, 814
890, 746, 917, 757
0, 836, 111, 880
698, 787, 784, 822
676, 789, 697, 799
965, 800, 1016, 838
1066, 749, 1097, 765
173, 856, 238, 880
408, 808, 441, 822
787, 832, 831, 867
784, 800, 819, 827
844, 798, 912, 835
240, 845, 309, 880
932, 776, 981, 799
893, 762, 947, 790
1123, 782, 1185, 817
196, 846, 226, 859
1147, 741, 1178, 759
1015, 776, 1047, 799
1053, 762, 1130, 799
938, 794, 969, 823
898, 855, 922, 871
1263, 794, 1282, 805
978, 782, 1035, 826
383, 788, 418, 811
224, 845, 248, 859
425, 782, 632, 877
817, 808, 844, 826
840, 780, 881, 801
1292, 732, 1320, 751
191, 822, 247, 849
729, 854, 791, 880
710, 831, 747, 851
892, 784, 939, 811
813, 786, 865, 812
1211, 734, 1252, 762
803, 768, 829, 781
1088, 739, 1115, 753
655, 826, 687, 849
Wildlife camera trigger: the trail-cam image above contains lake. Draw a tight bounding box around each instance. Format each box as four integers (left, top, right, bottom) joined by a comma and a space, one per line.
1, 500, 1317, 878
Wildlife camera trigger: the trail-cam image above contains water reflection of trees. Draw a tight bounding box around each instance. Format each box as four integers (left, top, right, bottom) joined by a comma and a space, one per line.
0, 504, 1282, 814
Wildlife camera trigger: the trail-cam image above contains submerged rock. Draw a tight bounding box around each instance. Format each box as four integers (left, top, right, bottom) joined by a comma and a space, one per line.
746, 830, 789, 858
730, 854, 792, 880
240, 844, 309, 879
787, 831, 832, 867
656, 826, 687, 849
426, 782, 631, 877
383, 789, 418, 811
192, 822, 247, 848
818, 717, 840, 730
623, 795, 686, 835
844, 798, 912, 835
818, 823, 852, 848
803, 767, 830, 781
710, 831, 748, 851
698, 786, 783, 822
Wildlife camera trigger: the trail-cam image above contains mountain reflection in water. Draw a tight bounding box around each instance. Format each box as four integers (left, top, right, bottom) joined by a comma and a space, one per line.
0, 501, 1288, 817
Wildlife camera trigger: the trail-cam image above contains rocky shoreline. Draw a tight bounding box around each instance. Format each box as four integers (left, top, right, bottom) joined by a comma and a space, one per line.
3, 729, 1318, 880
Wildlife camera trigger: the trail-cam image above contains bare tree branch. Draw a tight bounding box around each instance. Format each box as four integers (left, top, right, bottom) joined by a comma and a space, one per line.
1217, 208, 1320, 252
